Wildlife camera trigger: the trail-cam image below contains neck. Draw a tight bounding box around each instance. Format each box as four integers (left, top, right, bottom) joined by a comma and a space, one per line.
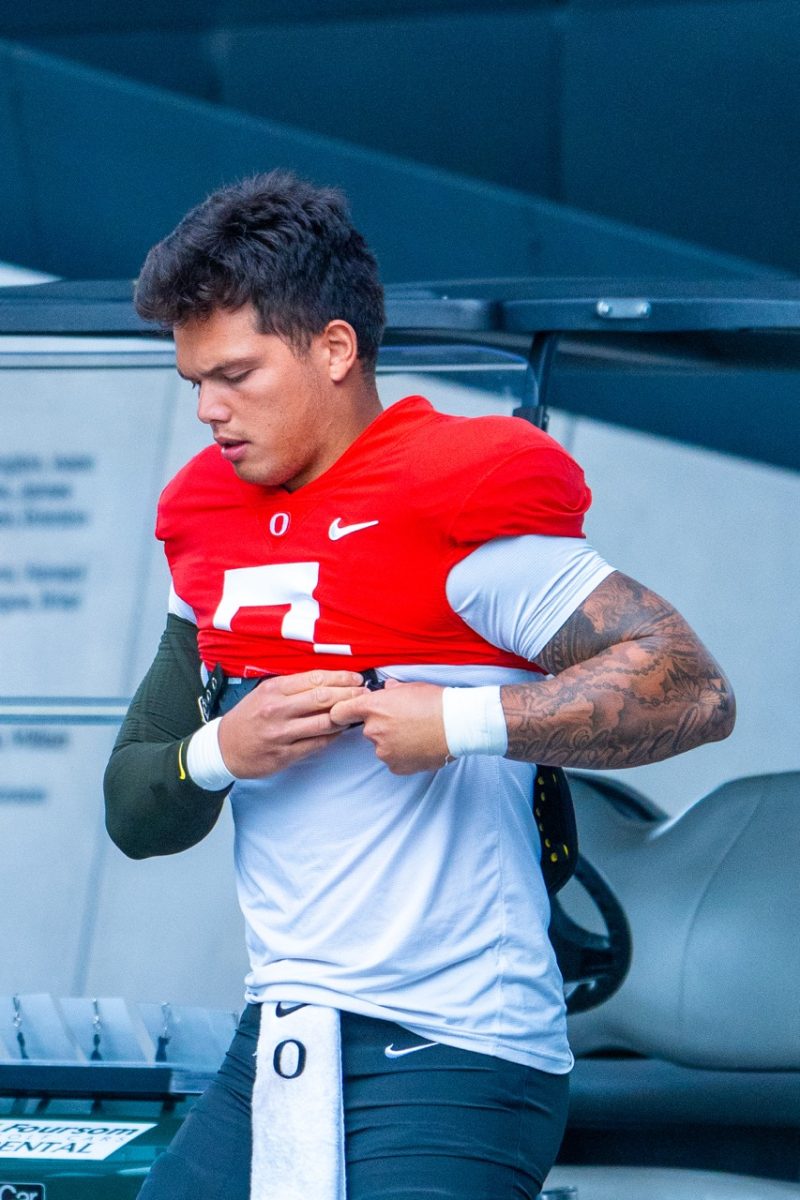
282, 376, 383, 492
349, 376, 384, 433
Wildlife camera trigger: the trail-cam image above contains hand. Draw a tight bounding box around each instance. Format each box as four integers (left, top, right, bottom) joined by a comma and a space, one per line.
218, 670, 366, 778
330, 679, 450, 775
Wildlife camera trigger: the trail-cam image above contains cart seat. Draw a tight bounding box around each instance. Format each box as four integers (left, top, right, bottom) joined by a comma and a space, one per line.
552, 771, 800, 1185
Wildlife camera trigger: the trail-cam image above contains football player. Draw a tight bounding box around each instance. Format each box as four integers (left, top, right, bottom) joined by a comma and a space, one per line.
106, 171, 734, 1200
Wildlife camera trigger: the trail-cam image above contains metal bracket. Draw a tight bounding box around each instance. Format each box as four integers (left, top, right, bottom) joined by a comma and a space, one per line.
513, 331, 559, 430
596, 298, 652, 320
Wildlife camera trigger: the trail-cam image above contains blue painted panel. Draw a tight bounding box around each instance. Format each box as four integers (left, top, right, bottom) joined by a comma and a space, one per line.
0, 40, 770, 281
218, 11, 560, 196
0, 46, 39, 271
0, 0, 561, 36
26, 29, 217, 100
561, 2, 800, 272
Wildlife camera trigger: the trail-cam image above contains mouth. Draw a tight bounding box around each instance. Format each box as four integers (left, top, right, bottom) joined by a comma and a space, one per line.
215, 436, 249, 463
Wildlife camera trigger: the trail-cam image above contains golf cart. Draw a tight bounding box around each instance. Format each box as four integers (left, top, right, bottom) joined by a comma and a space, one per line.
0, 277, 797, 1198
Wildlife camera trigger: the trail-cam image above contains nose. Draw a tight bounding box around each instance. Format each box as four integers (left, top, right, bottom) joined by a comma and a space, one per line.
196, 380, 230, 425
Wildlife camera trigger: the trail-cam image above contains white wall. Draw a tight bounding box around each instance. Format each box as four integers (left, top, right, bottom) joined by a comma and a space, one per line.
1, 347, 796, 1020
548, 411, 800, 814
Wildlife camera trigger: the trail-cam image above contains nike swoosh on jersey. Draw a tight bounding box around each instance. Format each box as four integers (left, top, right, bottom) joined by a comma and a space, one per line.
328, 518, 380, 540
384, 1041, 436, 1058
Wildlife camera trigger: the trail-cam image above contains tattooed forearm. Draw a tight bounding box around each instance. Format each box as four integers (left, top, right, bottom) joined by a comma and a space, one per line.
502, 572, 735, 769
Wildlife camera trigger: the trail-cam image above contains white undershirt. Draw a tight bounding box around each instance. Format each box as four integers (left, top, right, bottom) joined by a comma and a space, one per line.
445, 534, 614, 661
170, 535, 615, 1071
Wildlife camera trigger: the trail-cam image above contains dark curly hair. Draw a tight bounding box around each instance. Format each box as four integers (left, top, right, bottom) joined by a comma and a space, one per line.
135, 170, 386, 371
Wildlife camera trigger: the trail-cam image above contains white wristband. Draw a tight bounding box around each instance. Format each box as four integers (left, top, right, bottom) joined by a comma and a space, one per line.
441, 685, 508, 757
186, 717, 237, 791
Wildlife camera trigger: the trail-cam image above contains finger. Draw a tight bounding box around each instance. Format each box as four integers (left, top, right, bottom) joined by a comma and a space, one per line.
285, 709, 352, 740
329, 694, 376, 727
280, 684, 367, 718
240, 683, 365, 724
383, 677, 402, 689
282, 731, 344, 763
274, 670, 364, 696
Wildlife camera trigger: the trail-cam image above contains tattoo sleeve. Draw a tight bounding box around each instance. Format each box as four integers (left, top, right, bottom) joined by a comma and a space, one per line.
501, 572, 735, 769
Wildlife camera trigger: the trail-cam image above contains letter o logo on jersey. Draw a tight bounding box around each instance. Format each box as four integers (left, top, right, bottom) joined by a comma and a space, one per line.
273, 1038, 306, 1079
269, 512, 291, 537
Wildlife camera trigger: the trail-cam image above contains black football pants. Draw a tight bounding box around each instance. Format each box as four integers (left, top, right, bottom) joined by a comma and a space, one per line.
138, 1003, 569, 1199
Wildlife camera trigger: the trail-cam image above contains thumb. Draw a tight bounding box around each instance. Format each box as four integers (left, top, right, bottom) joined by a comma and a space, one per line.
384, 677, 402, 690
330, 694, 372, 727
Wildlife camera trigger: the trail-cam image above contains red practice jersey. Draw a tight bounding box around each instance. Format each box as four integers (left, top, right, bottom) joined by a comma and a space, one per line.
157, 396, 591, 677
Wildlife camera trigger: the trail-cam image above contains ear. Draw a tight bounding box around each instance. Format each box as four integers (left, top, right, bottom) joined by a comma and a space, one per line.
321, 320, 359, 382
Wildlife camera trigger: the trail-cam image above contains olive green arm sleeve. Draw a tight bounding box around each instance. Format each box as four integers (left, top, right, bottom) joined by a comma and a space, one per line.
104, 613, 232, 859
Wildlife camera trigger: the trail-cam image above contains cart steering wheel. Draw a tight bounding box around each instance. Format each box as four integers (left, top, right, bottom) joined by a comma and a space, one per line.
548, 854, 632, 1015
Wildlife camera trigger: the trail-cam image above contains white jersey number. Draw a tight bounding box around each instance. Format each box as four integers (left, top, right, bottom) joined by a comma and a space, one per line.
212, 562, 352, 655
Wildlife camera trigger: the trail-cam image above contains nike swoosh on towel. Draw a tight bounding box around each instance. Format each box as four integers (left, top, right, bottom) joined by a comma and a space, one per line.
276, 1002, 308, 1017
384, 1041, 436, 1058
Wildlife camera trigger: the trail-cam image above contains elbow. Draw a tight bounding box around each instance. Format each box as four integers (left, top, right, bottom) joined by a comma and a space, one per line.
681, 636, 736, 748
704, 669, 736, 745
103, 764, 152, 860
715, 675, 736, 741
104, 807, 151, 860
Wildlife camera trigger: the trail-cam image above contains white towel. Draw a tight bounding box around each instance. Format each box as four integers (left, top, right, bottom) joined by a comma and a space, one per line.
251, 1002, 346, 1200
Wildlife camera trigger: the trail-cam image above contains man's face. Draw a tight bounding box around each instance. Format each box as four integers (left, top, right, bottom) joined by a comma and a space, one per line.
174, 304, 343, 490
